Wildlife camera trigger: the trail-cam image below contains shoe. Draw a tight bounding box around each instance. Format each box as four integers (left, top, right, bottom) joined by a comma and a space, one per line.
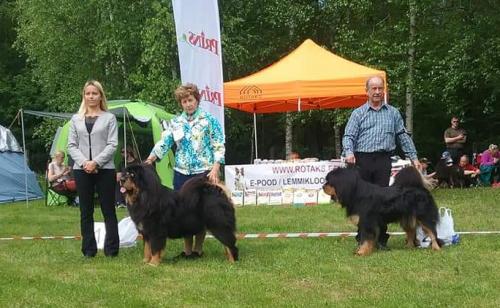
83, 253, 96, 258
116, 203, 127, 209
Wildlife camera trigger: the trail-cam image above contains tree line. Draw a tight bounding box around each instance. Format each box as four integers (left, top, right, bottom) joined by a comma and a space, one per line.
1, 0, 499, 171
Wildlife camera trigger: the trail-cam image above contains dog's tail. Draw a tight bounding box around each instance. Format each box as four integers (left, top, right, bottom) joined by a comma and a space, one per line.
393, 166, 433, 190
181, 176, 236, 231
180, 177, 235, 208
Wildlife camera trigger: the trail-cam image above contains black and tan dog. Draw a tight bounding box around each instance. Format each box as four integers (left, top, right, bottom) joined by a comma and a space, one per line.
323, 166, 443, 256
120, 164, 238, 266
435, 158, 465, 188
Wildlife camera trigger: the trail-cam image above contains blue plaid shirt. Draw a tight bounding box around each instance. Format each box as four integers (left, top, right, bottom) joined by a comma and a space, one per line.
342, 102, 418, 160
151, 108, 225, 175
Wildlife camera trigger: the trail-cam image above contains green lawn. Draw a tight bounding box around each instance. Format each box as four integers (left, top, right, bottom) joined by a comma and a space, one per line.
1, 188, 499, 307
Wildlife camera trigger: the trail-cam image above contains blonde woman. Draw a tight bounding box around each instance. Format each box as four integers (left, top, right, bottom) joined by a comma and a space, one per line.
68, 80, 119, 258
48, 151, 71, 186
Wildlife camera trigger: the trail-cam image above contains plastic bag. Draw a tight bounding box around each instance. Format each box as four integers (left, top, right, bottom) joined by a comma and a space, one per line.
417, 207, 459, 248
94, 216, 138, 249
118, 216, 139, 248
436, 207, 460, 245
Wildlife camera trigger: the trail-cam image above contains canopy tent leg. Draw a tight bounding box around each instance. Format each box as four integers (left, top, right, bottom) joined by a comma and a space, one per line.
253, 112, 258, 160
20, 109, 29, 206
123, 110, 127, 166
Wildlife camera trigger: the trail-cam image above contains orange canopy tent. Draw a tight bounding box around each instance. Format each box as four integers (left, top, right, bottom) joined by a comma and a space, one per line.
224, 39, 386, 114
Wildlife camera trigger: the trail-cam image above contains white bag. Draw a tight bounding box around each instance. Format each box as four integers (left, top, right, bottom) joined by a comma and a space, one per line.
118, 216, 139, 248
94, 216, 138, 249
94, 222, 107, 250
436, 207, 459, 245
417, 207, 459, 248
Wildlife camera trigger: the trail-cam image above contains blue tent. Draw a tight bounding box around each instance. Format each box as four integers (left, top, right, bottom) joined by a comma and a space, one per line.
0, 125, 43, 203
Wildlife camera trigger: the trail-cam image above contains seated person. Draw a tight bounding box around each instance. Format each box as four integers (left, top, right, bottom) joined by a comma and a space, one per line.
116, 146, 140, 208
419, 157, 436, 179
479, 144, 499, 186
47, 151, 76, 204
419, 157, 437, 188
458, 155, 480, 187
287, 151, 300, 161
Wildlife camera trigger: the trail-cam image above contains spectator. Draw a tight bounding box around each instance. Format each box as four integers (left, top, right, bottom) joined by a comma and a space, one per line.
287, 151, 300, 160
444, 116, 466, 163
458, 155, 480, 187
479, 144, 499, 186
47, 150, 76, 205
419, 157, 436, 179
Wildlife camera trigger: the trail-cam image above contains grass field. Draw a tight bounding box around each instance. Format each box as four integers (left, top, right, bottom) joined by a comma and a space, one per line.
1, 188, 499, 307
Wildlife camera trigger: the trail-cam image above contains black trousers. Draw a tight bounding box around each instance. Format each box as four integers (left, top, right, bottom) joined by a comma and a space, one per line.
74, 169, 119, 257
354, 152, 392, 246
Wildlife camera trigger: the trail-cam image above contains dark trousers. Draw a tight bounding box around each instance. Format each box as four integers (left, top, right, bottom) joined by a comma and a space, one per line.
173, 170, 209, 191
74, 169, 119, 257
354, 152, 392, 246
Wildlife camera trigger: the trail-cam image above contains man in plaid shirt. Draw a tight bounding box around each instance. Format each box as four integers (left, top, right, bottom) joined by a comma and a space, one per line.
342, 76, 422, 249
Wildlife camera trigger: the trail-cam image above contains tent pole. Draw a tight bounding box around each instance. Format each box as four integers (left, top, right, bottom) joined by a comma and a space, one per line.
253, 112, 258, 160
123, 110, 127, 167
20, 109, 29, 207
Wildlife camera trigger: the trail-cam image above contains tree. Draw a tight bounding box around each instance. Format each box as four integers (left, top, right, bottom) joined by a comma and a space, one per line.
8, 0, 500, 167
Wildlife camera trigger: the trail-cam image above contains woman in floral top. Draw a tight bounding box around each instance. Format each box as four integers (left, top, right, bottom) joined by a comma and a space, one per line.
145, 83, 225, 259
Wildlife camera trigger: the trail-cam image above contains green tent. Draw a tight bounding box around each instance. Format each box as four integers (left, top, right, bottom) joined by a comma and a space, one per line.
48, 100, 175, 188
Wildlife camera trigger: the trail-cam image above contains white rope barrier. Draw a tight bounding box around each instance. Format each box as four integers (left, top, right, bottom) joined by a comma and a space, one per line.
2, 231, 500, 241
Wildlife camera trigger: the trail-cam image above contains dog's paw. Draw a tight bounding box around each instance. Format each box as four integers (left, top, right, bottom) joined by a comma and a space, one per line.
431, 242, 442, 251
406, 240, 416, 248
355, 249, 371, 256
148, 260, 161, 267
355, 241, 375, 256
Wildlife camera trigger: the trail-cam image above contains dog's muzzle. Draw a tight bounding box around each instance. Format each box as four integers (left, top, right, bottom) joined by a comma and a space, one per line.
120, 172, 133, 184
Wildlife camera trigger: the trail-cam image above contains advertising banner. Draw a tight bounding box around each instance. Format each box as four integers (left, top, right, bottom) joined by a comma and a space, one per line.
225, 161, 345, 191
172, 0, 225, 130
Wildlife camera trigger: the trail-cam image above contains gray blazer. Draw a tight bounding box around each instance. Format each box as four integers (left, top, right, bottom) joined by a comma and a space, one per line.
67, 112, 118, 170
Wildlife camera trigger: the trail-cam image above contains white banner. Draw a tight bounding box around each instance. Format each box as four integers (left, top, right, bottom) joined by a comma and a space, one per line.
225, 161, 345, 191
172, 0, 225, 130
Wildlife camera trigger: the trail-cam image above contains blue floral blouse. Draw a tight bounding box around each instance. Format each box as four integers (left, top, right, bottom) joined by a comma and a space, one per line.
150, 108, 225, 175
